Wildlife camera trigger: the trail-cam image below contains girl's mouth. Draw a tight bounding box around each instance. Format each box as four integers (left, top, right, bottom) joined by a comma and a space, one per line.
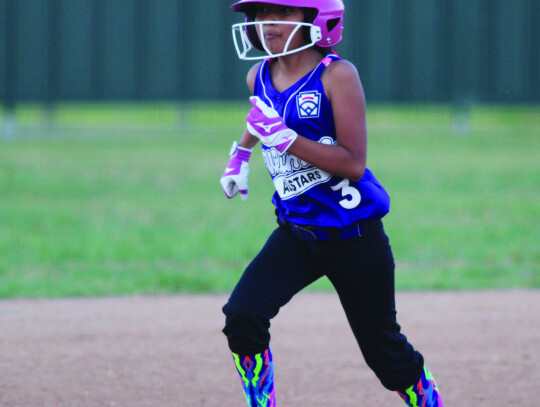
263, 31, 281, 41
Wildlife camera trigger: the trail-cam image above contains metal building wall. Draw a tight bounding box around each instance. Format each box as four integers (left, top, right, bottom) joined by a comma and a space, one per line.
0, 0, 539, 103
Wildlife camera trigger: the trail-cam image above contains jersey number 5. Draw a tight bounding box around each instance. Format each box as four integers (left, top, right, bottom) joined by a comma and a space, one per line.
331, 179, 361, 209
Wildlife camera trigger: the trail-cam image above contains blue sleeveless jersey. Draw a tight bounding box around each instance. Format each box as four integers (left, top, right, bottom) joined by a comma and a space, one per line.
254, 55, 390, 227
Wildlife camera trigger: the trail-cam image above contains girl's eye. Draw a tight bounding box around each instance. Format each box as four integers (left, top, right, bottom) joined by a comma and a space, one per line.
256, 5, 268, 14
281, 7, 293, 13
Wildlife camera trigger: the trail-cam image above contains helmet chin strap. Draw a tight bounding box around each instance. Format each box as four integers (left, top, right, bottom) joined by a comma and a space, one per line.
232, 21, 322, 61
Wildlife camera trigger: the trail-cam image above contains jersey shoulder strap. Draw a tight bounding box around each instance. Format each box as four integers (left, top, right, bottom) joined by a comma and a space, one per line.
320, 53, 341, 67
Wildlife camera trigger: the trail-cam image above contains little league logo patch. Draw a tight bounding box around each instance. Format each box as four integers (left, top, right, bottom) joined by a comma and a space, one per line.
296, 91, 321, 118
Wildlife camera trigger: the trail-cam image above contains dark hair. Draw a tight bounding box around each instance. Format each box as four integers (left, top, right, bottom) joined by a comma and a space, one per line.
302, 8, 331, 56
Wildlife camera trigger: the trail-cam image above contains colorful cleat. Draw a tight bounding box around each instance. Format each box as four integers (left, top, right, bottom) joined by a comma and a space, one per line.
397, 365, 444, 407
232, 348, 276, 407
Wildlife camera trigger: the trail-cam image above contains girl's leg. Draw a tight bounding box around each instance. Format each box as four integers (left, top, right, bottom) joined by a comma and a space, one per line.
398, 365, 443, 407
222, 226, 322, 406
232, 349, 275, 407
322, 220, 443, 405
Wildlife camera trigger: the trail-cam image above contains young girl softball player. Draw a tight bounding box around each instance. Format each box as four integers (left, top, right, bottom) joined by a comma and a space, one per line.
220, 1, 444, 406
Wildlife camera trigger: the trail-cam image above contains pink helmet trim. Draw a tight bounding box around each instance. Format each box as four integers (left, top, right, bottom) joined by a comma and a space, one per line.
230, 0, 344, 48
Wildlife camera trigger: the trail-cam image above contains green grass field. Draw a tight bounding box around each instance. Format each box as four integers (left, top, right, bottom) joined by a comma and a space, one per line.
1, 102, 539, 298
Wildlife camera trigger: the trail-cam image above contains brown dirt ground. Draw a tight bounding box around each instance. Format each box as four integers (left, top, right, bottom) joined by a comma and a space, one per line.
1, 290, 538, 407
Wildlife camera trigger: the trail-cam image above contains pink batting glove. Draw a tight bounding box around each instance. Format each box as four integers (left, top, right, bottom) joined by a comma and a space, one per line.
220, 141, 252, 200
246, 96, 298, 154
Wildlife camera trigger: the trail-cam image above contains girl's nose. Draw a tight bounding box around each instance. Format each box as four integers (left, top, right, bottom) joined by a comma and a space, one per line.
262, 9, 279, 22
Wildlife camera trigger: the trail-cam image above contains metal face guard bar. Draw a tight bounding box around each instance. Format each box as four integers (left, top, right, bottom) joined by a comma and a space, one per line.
232, 21, 322, 60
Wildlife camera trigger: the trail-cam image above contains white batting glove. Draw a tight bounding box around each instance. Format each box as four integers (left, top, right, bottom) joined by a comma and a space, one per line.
220, 141, 252, 201
246, 96, 298, 154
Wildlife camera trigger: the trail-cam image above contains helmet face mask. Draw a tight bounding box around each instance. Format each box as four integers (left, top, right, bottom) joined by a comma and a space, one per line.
232, 21, 322, 60
230, 0, 344, 60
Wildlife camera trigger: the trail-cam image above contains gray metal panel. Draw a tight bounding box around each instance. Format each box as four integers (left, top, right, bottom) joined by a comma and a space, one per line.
1, 0, 539, 103
532, 0, 540, 100
101, 0, 137, 99
410, 0, 438, 102
58, 0, 94, 99
0, 0, 6, 101
16, 0, 49, 100
222, 10, 251, 99
526, 0, 540, 101
186, 0, 225, 99
340, 0, 371, 96
365, 0, 395, 100
494, 0, 528, 100
452, 0, 484, 102
147, 0, 180, 99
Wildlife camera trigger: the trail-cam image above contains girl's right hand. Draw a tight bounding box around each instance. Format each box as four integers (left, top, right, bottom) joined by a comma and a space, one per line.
220, 141, 252, 201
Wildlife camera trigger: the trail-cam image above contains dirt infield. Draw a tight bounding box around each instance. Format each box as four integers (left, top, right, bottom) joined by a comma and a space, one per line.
1, 290, 538, 407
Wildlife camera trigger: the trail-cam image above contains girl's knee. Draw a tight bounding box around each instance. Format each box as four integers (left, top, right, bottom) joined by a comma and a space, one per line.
222, 302, 271, 355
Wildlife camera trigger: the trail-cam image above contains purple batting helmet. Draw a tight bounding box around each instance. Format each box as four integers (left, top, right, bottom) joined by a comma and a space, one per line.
230, 0, 345, 60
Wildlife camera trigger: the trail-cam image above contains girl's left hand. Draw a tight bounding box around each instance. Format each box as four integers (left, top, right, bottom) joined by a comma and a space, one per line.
246, 96, 298, 154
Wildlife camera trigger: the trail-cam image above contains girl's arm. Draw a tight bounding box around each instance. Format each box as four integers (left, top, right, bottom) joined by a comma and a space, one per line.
238, 127, 260, 149
286, 60, 367, 181
238, 63, 263, 150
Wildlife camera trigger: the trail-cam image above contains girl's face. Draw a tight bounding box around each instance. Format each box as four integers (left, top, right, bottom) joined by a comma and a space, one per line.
254, 4, 306, 54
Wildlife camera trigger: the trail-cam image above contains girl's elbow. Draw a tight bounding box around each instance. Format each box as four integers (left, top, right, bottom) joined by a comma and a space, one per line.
348, 164, 366, 182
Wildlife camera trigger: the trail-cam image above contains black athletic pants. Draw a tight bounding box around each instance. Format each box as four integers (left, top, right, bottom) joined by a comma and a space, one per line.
222, 219, 424, 391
